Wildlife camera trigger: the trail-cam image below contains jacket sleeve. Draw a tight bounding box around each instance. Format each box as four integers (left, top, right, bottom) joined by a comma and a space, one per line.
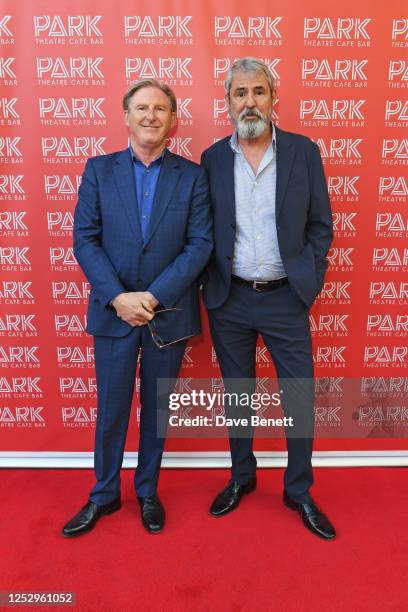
73, 159, 126, 308
147, 166, 213, 307
306, 143, 333, 290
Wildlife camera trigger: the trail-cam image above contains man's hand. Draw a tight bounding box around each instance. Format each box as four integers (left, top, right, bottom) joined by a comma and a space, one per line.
112, 291, 159, 327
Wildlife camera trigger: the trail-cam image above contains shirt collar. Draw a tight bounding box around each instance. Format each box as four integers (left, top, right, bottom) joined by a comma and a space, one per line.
230, 123, 276, 157
129, 144, 166, 166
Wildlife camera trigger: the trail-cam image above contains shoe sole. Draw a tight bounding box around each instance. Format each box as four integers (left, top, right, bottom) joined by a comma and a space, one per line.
62, 501, 121, 538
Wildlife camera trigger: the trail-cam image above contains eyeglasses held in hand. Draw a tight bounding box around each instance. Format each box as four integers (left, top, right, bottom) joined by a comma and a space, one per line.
147, 308, 193, 349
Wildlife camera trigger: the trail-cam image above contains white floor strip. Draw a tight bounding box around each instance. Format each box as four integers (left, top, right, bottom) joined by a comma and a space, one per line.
0, 450, 407, 468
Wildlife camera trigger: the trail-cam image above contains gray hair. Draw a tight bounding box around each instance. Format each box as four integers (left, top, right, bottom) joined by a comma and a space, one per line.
122, 79, 177, 113
225, 58, 275, 99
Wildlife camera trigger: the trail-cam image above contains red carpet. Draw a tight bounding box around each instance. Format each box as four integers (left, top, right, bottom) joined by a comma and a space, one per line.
0, 468, 407, 611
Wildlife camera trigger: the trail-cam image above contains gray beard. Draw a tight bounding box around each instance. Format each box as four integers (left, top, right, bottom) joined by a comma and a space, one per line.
235, 116, 269, 140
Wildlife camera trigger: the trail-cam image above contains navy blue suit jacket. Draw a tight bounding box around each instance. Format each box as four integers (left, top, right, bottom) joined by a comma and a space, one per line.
73, 148, 213, 338
200, 126, 333, 308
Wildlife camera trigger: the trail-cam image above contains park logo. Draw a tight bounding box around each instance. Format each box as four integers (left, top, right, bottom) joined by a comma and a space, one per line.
302, 59, 368, 88
177, 98, 192, 126
316, 281, 352, 305
315, 137, 363, 165
36, 56, 104, 86
303, 17, 371, 46
0, 314, 37, 338
392, 19, 408, 47
388, 60, 408, 88
214, 16, 282, 46
381, 138, 408, 165
310, 314, 349, 337
314, 346, 346, 367
0, 176, 25, 202
0, 345, 39, 367
0, 97, 20, 126
332, 212, 357, 237
124, 15, 192, 45
52, 281, 89, 303
61, 406, 97, 427
125, 57, 192, 85
49, 247, 78, 271
44, 174, 81, 200
0, 57, 17, 86
39, 97, 106, 126
54, 314, 87, 337
33, 15, 103, 44
0, 281, 34, 305
0, 376, 42, 397
47, 211, 74, 237
378, 176, 408, 202
0, 246, 31, 271
300, 99, 365, 128
59, 377, 96, 398
364, 345, 408, 367
0, 136, 23, 164
57, 345, 94, 367
41, 136, 106, 163
327, 247, 354, 271
328, 176, 359, 202
366, 314, 408, 337
369, 281, 408, 305
375, 212, 408, 238
0, 406, 45, 428
372, 247, 408, 271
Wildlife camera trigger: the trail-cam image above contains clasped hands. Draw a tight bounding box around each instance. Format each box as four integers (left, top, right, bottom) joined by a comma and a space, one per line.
112, 291, 159, 327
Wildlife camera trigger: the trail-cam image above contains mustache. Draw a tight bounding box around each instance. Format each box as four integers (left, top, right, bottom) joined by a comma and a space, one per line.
238, 108, 266, 122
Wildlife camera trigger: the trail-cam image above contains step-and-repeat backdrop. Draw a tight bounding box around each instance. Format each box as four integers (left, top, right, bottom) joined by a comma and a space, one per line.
0, 0, 407, 456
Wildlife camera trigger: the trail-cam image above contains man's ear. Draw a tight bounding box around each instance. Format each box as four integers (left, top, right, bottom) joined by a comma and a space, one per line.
124, 110, 129, 128
170, 112, 177, 128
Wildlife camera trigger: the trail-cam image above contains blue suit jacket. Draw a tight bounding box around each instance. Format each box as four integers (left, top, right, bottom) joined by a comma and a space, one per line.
200, 126, 333, 308
73, 148, 213, 337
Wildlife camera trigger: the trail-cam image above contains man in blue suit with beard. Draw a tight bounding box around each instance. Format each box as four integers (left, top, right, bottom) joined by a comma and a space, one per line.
62, 79, 212, 536
201, 58, 335, 540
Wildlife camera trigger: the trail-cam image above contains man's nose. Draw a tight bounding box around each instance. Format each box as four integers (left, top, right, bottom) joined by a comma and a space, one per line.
245, 92, 256, 107
145, 107, 156, 120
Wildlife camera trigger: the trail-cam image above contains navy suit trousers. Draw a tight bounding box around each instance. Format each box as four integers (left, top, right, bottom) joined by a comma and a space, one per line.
208, 279, 314, 504
90, 326, 186, 503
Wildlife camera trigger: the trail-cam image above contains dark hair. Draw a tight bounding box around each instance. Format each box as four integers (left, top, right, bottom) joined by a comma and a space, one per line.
122, 79, 177, 113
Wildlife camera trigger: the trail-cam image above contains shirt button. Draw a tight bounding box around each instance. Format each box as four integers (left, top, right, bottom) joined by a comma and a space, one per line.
143, 215, 147, 219
144, 192, 149, 196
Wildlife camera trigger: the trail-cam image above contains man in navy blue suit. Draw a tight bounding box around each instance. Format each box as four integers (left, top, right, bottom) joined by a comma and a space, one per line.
62, 79, 212, 536
201, 58, 335, 540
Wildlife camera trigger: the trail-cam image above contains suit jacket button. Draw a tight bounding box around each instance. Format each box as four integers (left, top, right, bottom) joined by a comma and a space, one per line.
136, 280, 142, 284
226, 255, 231, 261
231, 224, 235, 229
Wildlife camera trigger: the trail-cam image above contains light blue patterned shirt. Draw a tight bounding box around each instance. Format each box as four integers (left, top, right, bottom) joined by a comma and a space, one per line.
230, 125, 286, 281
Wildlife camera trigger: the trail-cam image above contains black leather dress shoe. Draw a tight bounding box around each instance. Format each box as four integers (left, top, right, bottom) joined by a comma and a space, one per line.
210, 477, 257, 517
138, 494, 165, 533
62, 498, 121, 538
283, 491, 336, 540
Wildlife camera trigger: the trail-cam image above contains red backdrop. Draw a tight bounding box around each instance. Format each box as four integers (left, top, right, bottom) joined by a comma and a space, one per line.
0, 0, 407, 456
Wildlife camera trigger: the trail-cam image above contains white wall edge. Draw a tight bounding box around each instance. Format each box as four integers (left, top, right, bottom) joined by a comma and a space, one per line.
0, 450, 407, 468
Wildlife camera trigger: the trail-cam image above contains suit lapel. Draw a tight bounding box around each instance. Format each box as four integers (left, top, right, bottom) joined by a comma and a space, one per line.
143, 150, 180, 247
113, 149, 143, 242
221, 139, 236, 221
275, 126, 296, 220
